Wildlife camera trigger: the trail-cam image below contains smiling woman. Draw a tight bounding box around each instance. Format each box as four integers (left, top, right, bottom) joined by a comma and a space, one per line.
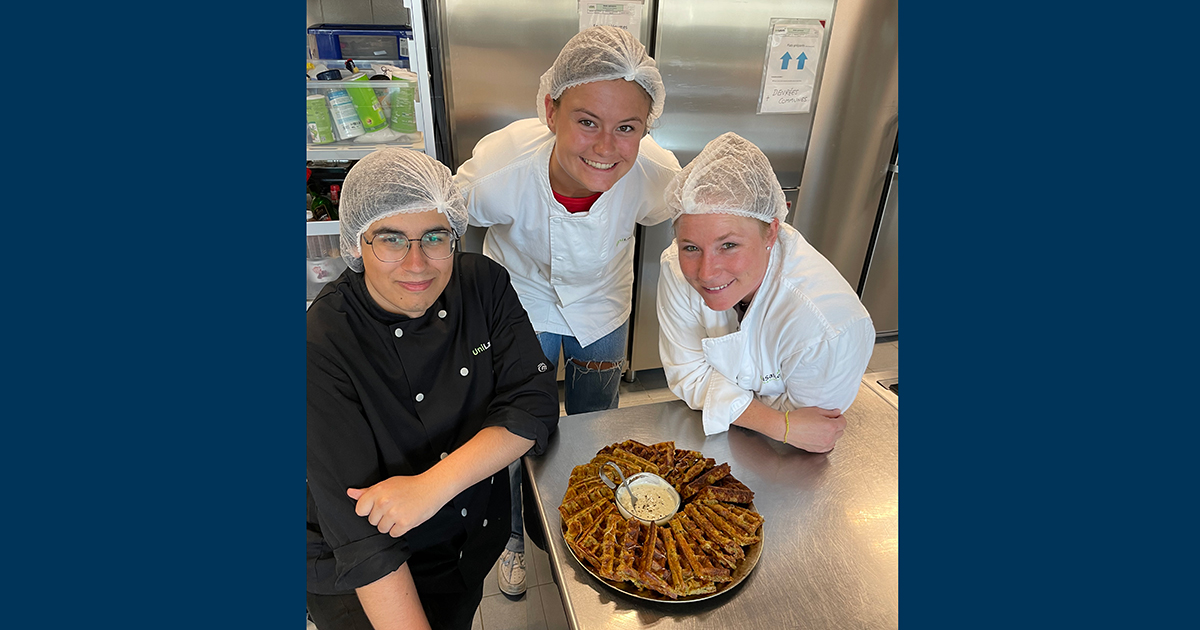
545, 78, 652, 197
674, 213, 779, 314
657, 133, 876, 454
452, 24, 682, 600
453, 26, 679, 415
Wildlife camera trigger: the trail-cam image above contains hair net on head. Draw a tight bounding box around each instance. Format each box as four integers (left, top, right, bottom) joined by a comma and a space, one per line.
665, 132, 788, 225
536, 25, 665, 127
338, 147, 468, 272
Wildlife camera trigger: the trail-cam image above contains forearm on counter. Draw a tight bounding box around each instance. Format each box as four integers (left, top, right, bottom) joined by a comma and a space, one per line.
730, 398, 785, 442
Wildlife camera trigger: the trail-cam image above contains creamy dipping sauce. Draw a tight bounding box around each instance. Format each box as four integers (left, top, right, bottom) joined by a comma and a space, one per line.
619, 483, 679, 522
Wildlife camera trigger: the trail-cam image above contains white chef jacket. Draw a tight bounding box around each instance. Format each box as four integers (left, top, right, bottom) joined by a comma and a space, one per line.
455, 118, 681, 347
657, 223, 876, 436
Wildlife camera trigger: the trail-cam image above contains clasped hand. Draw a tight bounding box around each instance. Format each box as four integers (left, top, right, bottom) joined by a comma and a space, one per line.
347, 474, 447, 538
787, 406, 846, 453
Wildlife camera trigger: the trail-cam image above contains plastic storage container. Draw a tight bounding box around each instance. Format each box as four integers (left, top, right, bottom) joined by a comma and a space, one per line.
306, 61, 423, 149
307, 234, 348, 301
307, 24, 412, 61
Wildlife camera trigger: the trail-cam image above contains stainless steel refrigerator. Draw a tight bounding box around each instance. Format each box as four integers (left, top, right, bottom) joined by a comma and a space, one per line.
424, 0, 899, 372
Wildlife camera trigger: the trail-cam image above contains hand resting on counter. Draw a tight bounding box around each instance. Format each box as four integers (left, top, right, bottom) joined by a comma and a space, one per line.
732, 399, 846, 454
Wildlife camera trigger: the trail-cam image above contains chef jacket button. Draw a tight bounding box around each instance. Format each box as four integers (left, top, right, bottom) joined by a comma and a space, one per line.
461, 508, 468, 518
483, 519, 488, 527
440, 452, 448, 460
394, 329, 403, 338
415, 393, 424, 402
438, 309, 447, 318
491, 476, 494, 484
460, 367, 469, 376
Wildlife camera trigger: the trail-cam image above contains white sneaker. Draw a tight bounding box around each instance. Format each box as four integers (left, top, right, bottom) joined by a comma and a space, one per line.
498, 548, 527, 598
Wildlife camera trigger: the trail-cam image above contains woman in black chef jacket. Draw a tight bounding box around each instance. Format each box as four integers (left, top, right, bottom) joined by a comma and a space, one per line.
306, 147, 560, 630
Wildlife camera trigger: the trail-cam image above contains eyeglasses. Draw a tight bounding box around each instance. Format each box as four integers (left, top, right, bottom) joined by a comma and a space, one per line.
363, 229, 456, 263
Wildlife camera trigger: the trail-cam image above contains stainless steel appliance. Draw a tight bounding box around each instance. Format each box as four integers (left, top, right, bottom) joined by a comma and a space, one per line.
797, 0, 899, 338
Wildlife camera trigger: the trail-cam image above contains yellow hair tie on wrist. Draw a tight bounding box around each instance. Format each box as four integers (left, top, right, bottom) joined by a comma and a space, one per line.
783, 410, 791, 445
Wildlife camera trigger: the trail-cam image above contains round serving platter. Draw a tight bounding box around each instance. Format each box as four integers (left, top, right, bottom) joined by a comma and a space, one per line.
561, 504, 764, 604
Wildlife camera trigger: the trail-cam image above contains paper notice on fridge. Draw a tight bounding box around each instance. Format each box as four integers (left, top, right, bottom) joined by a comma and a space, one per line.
578, 1, 644, 40
758, 18, 825, 114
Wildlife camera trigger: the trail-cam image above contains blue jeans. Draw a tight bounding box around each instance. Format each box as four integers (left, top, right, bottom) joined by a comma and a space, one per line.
537, 320, 628, 415
506, 459, 524, 554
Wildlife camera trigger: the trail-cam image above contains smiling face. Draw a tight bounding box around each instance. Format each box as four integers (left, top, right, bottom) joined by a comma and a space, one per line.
545, 79, 652, 198
675, 214, 780, 312
359, 210, 454, 318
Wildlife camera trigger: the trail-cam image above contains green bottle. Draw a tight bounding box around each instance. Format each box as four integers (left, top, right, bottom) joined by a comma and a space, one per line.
308, 185, 336, 221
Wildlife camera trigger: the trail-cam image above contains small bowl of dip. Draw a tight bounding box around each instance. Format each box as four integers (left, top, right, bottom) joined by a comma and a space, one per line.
612, 472, 681, 526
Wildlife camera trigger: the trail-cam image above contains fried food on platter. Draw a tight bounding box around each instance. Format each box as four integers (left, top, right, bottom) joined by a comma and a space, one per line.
560, 440, 762, 600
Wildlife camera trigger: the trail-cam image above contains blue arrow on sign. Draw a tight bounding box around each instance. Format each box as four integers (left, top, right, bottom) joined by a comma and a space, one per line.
781, 51, 792, 70
795, 52, 808, 69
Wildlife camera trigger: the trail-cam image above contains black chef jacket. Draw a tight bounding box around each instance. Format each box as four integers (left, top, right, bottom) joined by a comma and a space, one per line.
306, 252, 559, 595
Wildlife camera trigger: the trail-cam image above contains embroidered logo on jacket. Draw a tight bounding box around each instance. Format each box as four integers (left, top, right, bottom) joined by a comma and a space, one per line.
472, 341, 492, 356
761, 371, 782, 383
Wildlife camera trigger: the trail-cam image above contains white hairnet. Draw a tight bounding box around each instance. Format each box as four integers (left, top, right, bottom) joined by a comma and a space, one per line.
339, 147, 468, 272
665, 132, 788, 224
536, 25, 665, 127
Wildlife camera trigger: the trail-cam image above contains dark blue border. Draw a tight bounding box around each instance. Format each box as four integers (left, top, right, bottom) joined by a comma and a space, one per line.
904, 3, 1194, 629
8, 6, 302, 629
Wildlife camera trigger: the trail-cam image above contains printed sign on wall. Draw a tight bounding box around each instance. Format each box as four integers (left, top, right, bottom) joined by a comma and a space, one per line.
758, 18, 826, 114
578, 1, 644, 39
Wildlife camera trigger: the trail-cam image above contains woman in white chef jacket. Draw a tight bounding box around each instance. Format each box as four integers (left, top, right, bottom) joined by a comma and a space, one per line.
657, 132, 876, 453
453, 25, 680, 597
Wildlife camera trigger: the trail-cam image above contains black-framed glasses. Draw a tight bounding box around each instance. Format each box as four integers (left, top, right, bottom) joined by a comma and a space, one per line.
363, 229, 456, 263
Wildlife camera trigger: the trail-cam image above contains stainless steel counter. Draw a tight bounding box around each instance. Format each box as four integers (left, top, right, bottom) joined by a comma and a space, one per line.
524, 384, 898, 629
